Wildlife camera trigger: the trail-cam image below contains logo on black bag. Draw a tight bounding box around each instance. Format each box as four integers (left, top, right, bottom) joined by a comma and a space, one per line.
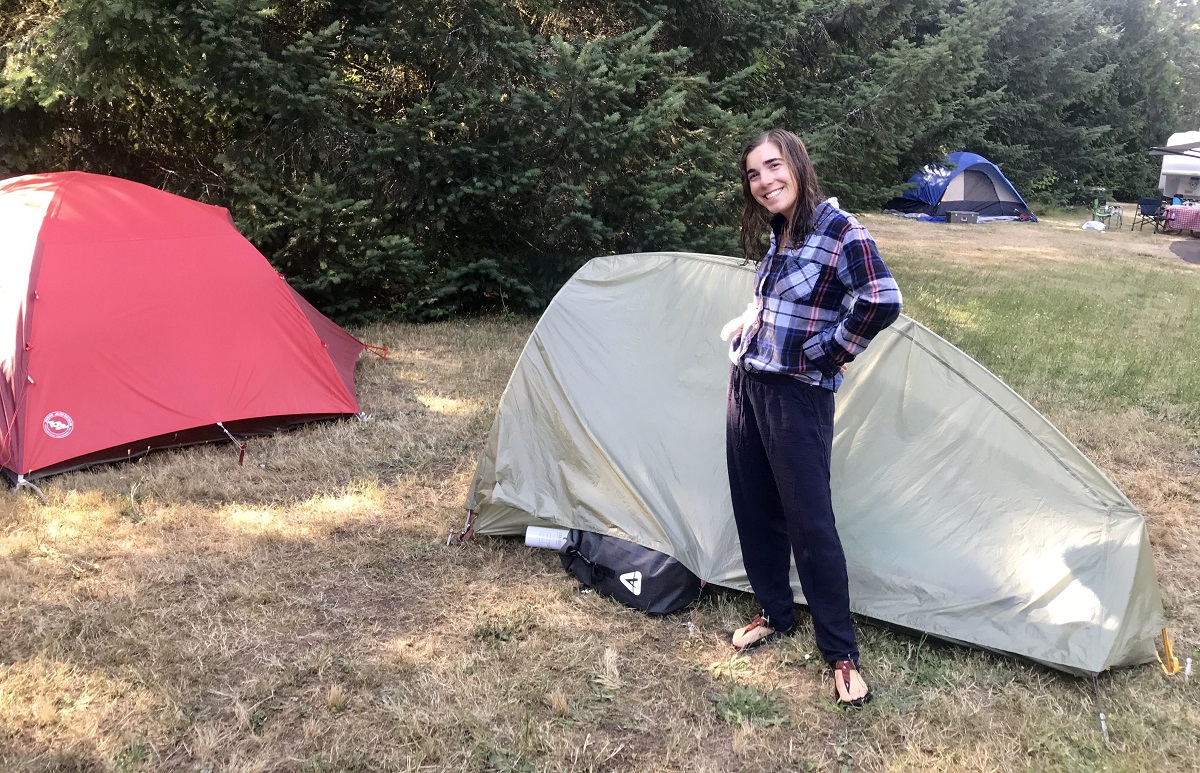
620, 571, 642, 596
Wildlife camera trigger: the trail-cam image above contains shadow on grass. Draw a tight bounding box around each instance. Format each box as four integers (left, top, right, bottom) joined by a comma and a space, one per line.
2, 496, 1167, 772
1170, 238, 1200, 264
1, 519, 580, 769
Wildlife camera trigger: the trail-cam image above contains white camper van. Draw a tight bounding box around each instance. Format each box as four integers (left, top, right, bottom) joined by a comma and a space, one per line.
1158, 130, 1200, 201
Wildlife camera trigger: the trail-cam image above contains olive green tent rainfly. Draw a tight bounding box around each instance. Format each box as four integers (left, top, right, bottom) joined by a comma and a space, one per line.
465, 252, 1164, 675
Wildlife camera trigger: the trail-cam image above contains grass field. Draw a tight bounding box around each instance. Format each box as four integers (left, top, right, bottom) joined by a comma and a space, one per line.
2, 210, 1198, 772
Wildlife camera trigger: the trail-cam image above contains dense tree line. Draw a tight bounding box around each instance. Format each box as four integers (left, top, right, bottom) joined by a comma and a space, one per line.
2, 0, 1197, 321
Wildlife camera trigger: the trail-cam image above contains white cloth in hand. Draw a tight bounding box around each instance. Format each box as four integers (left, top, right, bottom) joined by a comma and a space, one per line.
720, 302, 757, 342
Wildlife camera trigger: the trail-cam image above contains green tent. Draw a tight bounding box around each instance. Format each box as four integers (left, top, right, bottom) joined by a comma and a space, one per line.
466, 252, 1163, 675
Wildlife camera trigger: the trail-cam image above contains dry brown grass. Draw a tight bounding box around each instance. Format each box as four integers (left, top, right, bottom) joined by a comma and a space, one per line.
2, 211, 1199, 772
862, 205, 1193, 271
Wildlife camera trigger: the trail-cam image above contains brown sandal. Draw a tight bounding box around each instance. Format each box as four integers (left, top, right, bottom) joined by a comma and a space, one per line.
832, 659, 872, 708
729, 614, 782, 651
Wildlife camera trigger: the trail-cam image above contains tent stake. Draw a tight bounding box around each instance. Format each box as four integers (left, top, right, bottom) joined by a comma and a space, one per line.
1092, 674, 1111, 747
12, 474, 47, 502
448, 509, 476, 546
216, 422, 247, 465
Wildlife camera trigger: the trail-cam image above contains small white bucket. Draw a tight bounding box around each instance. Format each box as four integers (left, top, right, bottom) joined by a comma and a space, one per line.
525, 526, 570, 551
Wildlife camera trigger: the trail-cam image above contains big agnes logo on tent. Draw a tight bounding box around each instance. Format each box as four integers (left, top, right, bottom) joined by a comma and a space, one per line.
43, 412, 74, 439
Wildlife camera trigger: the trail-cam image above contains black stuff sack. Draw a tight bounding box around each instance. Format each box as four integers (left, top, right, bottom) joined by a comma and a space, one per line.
559, 530, 703, 615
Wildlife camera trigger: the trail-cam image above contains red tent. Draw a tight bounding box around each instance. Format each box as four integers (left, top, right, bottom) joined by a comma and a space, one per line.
0, 171, 374, 482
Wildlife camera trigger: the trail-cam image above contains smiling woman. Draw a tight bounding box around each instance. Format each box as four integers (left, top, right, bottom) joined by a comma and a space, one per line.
723, 128, 903, 708
738, 130, 827, 260
744, 145, 798, 215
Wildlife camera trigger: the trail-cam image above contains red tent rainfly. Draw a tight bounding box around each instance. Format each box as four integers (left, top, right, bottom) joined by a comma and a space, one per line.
0, 171, 376, 483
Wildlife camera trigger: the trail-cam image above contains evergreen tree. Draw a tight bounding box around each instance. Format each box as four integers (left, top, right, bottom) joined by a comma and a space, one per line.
771, 0, 1008, 208
2, 0, 1197, 321
1165, 0, 1200, 129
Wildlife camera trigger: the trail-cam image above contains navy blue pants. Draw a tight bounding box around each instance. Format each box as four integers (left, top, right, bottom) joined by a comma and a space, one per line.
726, 365, 858, 665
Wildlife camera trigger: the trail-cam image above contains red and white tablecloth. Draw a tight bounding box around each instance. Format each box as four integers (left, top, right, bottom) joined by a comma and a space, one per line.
1164, 205, 1200, 231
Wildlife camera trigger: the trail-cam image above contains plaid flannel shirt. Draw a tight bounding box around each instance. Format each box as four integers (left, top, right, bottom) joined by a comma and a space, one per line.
732, 199, 902, 391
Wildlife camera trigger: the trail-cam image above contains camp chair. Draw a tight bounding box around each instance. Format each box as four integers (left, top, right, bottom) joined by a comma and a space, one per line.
1130, 197, 1165, 232
1092, 197, 1122, 230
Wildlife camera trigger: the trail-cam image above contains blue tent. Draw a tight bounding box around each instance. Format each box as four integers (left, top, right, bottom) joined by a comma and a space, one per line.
884, 152, 1035, 222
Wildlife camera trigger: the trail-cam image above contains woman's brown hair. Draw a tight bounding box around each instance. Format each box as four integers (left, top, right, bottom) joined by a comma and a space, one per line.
738, 129, 824, 261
